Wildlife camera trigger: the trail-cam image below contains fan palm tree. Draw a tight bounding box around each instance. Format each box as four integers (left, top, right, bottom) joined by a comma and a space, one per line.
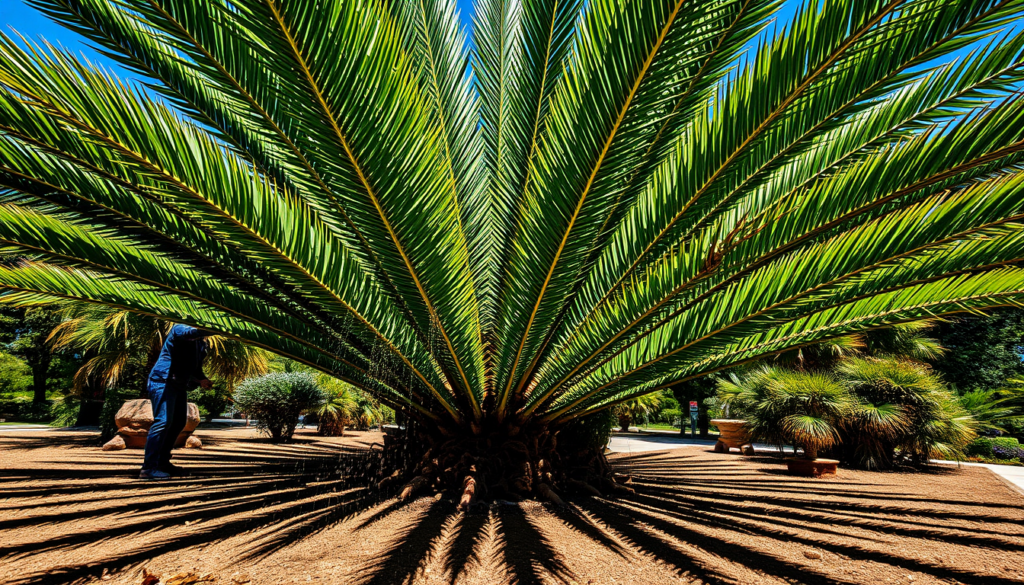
718, 367, 853, 458
48, 303, 269, 394
613, 392, 662, 432
839, 357, 976, 466
314, 374, 388, 435
3, 0, 1024, 499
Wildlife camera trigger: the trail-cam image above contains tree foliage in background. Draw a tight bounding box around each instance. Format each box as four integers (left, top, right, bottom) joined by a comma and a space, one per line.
0, 305, 62, 402
0, 350, 30, 398
931, 309, 1024, 392
613, 392, 662, 432
3, 0, 1024, 492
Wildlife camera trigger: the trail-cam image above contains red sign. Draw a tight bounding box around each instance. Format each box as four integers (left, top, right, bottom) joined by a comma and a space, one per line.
689, 401, 698, 412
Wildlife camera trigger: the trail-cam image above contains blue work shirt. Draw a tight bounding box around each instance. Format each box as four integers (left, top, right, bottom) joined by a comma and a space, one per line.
148, 324, 212, 391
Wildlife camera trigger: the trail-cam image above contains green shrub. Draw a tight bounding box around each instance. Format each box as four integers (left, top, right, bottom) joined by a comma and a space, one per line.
188, 379, 233, 421
234, 373, 326, 442
840, 358, 975, 467
0, 351, 30, 398
49, 396, 81, 427
966, 436, 1021, 458
0, 399, 53, 422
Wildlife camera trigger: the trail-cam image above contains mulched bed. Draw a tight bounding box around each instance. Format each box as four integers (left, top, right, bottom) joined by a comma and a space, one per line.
1, 428, 1022, 585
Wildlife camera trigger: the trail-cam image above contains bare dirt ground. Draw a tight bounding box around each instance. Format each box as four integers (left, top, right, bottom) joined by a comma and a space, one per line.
1, 427, 1023, 585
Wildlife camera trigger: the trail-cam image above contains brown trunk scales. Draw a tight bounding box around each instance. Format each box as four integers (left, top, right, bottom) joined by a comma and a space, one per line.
373, 422, 633, 507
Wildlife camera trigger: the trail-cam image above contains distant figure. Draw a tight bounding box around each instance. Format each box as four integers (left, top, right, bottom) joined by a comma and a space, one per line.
140, 324, 213, 481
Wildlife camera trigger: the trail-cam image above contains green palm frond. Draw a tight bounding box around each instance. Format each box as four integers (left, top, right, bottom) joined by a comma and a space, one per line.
2, 0, 1024, 437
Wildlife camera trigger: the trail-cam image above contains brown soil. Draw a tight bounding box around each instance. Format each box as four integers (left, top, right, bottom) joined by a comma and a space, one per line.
1, 427, 1022, 585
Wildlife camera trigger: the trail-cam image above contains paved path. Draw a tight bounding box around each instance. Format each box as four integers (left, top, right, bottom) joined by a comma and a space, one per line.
608, 433, 800, 455
0, 424, 50, 432
608, 433, 717, 453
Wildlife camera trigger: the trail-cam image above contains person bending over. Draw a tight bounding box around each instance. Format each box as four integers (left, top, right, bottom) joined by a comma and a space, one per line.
139, 324, 213, 481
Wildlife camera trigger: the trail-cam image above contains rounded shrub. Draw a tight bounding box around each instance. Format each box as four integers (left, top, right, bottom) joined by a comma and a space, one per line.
233, 372, 326, 442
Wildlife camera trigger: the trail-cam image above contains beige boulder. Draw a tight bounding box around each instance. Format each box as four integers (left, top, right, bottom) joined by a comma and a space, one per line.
101, 435, 126, 451
185, 435, 203, 449
114, 399, 201, 448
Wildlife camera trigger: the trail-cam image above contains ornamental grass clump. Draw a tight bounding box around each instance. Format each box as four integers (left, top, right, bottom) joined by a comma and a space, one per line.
234, 373, 326, 442
3, 0, 1024, 501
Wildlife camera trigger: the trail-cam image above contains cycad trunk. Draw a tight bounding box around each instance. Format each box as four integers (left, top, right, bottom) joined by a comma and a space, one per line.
375, 417, 626, 505
803, 444, 819, 460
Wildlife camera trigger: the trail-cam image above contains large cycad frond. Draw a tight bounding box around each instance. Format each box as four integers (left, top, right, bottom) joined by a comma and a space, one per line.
2, 0, 1024, 435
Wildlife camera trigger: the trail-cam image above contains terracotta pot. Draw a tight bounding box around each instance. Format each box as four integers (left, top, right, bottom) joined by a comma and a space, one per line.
710, 419, 755, 455
114, 398, 200, 448
785, 457, 838, 477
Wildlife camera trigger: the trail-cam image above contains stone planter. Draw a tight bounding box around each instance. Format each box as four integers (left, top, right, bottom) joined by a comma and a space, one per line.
101, 398, 201, 450
785, 457, 838, 477
711, 419, 755, 455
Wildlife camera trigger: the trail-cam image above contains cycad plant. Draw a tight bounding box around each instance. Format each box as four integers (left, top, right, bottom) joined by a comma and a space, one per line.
3, 0, 1024, 499
718, 368, 852, 459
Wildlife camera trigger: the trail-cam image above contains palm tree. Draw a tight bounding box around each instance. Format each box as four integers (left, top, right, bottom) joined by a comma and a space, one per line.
718, 367, 853, 459
614, 392, 662, 432
47, 304, 167, 395
49, 303, 269, 395
959, 379, 1024, 433
3, 0, 1024, 499
315, 374, 378, 436
840, 357, 976, 467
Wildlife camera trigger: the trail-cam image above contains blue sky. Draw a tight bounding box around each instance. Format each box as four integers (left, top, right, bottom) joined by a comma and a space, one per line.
1, 0, 479, 79
2, 0, 799, 79
0, 1, 1012, 87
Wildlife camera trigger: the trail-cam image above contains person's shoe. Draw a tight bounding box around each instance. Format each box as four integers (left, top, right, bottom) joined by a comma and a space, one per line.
160, 463, 190, 477
139, 469, 172, 481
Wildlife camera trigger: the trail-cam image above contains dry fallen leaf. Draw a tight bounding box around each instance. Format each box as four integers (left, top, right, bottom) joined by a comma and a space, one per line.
165, 572, 217, 585
140, 568, 161, 585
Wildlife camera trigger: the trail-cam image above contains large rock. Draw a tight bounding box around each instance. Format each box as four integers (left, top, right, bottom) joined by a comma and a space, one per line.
114, 399, 200, 448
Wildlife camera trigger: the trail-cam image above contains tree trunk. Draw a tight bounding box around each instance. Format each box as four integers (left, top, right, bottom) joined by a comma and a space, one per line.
698, 403, 710, 438
31, 357, 50, 403
370, 421, 625, 503
804, 443, 818, 460
673, 388, 688, 435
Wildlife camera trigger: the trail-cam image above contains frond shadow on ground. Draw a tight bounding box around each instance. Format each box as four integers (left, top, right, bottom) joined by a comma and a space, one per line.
1, 432, 1022, 585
